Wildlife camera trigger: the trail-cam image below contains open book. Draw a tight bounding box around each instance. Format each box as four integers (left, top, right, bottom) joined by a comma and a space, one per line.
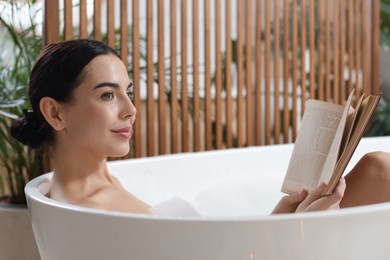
281, 89, 381, 196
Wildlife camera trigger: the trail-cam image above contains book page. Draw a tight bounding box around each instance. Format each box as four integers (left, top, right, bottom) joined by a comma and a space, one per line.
281, 100, 344, 194
317, 91, 355, 186
338, 94, 364, 157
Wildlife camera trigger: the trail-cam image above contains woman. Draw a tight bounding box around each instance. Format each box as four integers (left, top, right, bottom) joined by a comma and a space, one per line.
11, 39, 346, 215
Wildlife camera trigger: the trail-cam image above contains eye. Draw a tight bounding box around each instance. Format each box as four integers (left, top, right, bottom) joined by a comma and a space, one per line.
101, 92, 114, 101
127, 90, 134, 101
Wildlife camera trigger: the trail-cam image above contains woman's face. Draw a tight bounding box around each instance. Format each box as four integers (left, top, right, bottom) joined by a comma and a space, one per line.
59, 54, 136, 158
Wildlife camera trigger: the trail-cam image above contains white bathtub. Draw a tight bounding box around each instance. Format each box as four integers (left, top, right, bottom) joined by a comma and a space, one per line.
25, 136, 390, 260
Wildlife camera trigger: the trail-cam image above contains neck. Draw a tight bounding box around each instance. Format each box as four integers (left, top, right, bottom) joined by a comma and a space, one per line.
49, 141, 115, 201
52, 143, 109, 178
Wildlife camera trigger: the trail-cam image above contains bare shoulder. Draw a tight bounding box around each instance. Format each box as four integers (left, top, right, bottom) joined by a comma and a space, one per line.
78, 185, 150, 214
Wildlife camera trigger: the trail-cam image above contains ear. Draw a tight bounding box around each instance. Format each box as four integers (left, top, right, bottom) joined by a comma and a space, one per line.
39, 97, 65, 131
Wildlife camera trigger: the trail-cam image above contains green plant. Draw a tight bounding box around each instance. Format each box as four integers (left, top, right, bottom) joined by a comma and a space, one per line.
365, 98, 390, 137
0, 0, 43, 204
381, 0, 390, 52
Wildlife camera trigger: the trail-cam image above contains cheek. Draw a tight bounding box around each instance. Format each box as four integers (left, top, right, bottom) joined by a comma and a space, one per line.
65, 104, 116, 139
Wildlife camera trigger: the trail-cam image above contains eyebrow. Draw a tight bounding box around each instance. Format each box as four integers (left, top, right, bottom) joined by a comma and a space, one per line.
93, 82, 133, 90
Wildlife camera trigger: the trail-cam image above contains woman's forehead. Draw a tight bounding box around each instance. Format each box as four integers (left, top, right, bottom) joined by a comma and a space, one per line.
84, 54, 122, 73
81, 54, 129, 84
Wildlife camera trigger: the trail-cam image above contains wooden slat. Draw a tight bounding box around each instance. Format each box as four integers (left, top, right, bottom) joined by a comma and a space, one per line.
274, 0, 280, 144
362, 0, 370, 94
44, 0, 59, 45
255, 0, 262, 145
132, 0, 142, 158
245, 0, 254, 146
93, 0, 102, 40
264, 0, 271, 144
236, 0, 244, 147
283, 0, 290, 143
107, 0, 115, 48
309, 0, 315, 99
181, 0, 189, 152
348, 0, 354, 94
225, 0, 233, 148
64, 0, 73, 40
146, 0, 155, 156
120, 0, 130, 159
355, 0, 361, 99
120, 0, 128, 68
333, 0, 340, 104
291, 0, 298, 140
318, 0, 324, 100
170, 0, 179, 153
215, 0, 223, 149
204, 0, 212, 150
325, 0, 331, 101
158, 0, 166, 155
340, 0, 346, 102
300, 0, 306, 112
79, 0, 87, 38
192, 0, 201, 151
372, 0, 380, 95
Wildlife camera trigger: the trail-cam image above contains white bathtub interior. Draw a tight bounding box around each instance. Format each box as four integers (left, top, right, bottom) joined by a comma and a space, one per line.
109, 147, 288, 217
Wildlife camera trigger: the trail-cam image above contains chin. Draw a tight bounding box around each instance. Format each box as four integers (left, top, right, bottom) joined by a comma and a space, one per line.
108, 145, 130, 157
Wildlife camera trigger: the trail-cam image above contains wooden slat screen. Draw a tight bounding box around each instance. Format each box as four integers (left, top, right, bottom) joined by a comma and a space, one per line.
43, 0, 380, 159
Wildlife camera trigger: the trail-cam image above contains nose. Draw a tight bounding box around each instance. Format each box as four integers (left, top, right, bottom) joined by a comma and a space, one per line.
120, 94, 137, 121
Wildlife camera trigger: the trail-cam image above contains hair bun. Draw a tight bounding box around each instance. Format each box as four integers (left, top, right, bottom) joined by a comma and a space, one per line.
10, 110, 47, 148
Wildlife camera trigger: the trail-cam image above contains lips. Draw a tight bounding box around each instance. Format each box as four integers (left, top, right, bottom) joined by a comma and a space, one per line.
112, 127, 132, 139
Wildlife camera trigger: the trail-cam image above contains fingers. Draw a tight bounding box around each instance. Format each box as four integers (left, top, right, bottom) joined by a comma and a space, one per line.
271, 189, 307, 214
315, 177, 346, 210
272, 177, 347, 214
296, 178, 346, 212
296, 181, 326, 212
323, 177, 346, 208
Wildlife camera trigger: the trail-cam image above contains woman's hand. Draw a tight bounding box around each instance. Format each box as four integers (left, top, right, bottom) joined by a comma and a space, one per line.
272, 177, 346, 214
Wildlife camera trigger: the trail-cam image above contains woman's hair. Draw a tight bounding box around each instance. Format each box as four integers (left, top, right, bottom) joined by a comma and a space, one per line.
10, 39, 120, 148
